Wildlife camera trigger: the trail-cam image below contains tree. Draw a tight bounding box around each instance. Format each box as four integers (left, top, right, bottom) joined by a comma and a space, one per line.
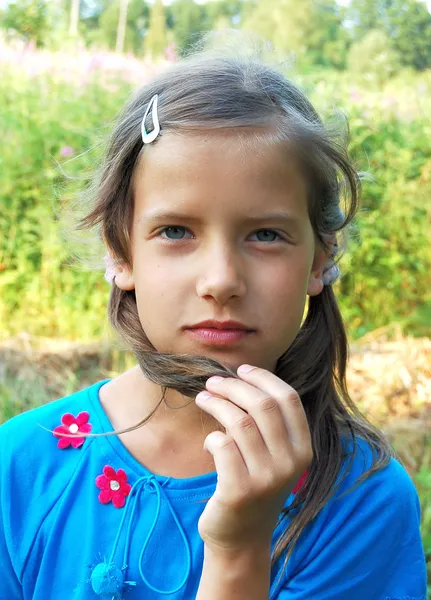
203, 0, 248, 30
346, 0, 392, 41
69, 0, 80, 35
304, 0, 350, 69
96, 0, 148, 54
115, 0, 129, 53
386, 0, 431, 70
1, 0, 51, 47
170, 0, 204, 53
346, 0, 431, 71
242, 0, 349, 69
145, 0, 167, 59
347, 29, 401, 84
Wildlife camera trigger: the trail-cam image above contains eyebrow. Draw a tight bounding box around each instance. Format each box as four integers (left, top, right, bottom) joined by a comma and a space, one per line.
139, 210, 301, 226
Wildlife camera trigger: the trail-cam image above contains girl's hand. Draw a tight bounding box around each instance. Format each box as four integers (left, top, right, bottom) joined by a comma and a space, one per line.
195, 365, 313, 553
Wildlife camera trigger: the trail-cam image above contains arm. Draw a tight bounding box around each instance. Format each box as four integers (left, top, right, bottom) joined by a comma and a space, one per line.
274, 458, 427, 600
0, 426, 24, 600
194, 367, 313, 599
196, 543, 272, 600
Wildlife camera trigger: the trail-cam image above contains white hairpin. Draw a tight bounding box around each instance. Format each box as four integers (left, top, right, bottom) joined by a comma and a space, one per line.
321, 233, 341, 285
141, 94, 160, 144
322, 262, 341, 286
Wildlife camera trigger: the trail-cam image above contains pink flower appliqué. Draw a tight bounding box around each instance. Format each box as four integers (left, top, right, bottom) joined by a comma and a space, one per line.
53, 411, 92, 449
96, 466, 132, 508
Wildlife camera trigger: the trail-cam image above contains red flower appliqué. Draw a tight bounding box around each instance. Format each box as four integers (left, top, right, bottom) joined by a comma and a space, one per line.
292, 469, 308, 494
96, 466, 132, 508
53, 411, 92, 449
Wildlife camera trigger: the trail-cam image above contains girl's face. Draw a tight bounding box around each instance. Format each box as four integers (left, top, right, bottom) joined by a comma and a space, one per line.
116, 131, 326, 373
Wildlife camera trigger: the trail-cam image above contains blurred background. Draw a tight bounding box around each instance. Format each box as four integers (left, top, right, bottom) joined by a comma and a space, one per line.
0, 0, 430, 587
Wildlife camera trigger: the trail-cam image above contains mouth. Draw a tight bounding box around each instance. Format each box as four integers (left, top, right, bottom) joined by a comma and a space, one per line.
184, 320, 256, 346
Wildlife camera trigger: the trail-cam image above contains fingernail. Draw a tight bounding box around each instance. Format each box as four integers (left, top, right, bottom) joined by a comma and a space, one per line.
238, 364, 255, 374
196, 391, 212, 402
207, 376, 223, 385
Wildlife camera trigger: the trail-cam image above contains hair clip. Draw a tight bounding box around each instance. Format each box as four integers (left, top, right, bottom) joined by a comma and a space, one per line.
322, 262, 341, 286
103, 252, 124, 285
322, 233, 341, 285
141, 94, 160, 144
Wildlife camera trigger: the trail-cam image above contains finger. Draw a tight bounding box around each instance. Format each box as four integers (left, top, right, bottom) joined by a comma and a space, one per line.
196, 391, 269, 476
205, 377, 292, 461
202, 430, 250, 499
236, 365, 311, 452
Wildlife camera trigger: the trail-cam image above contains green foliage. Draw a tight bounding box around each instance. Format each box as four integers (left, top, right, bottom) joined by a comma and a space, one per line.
0, 60, 430, 341
347, 30, 401, 85
241, 0, 349, 69
301, 70, 431, 339
169, 0, 205, 53
145, 0, 168, 59
415, 464, 431, 585
0, 0, 430, 76
0, 66, 135, 340
347, 0, 431, 72
337, 112, 431, 338
94, 0, 149, 54
347, 0, 391, 41
386, 0, 431, 71
1, 0, 51, 47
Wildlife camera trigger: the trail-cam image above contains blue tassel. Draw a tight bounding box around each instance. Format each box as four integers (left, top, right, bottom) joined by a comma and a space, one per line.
90, 563, 125, 597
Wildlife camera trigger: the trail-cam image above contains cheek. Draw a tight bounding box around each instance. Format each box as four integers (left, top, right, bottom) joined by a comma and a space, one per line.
133, 261, 186, 317
258, 254, 310, 329
261, 252, 311, 298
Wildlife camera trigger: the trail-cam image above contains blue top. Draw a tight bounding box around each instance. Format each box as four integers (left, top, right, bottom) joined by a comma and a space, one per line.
0, 380, 427, 600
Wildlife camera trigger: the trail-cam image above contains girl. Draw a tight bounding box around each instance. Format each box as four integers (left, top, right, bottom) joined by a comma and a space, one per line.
0, 44, 427, 600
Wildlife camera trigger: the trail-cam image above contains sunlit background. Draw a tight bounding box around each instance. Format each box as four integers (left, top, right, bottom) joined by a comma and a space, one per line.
0, 0, 430, 588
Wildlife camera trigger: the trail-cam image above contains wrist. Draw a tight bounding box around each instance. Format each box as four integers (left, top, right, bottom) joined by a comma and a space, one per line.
204, 540, 272, 563
202, 540, 272, 583
196, 542, 272, 600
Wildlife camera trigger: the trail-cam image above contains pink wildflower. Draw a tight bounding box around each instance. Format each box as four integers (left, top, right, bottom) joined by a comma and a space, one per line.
60, 146, 75, 157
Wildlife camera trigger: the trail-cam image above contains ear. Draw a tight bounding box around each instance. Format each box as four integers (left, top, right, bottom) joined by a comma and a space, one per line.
114, 264, 135, 291
307, 246, 327, 297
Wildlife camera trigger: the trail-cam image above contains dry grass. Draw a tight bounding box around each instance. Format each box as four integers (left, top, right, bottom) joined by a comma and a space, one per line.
0, 332, 429, 474
347, 334, 430, 474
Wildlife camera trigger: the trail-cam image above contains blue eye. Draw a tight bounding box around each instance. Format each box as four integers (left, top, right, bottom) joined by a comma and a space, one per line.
160, 226, 191, 240
251, 229, 282, 242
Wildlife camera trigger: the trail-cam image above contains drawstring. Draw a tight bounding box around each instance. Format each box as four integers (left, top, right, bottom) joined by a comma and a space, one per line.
91, 474, 192, 597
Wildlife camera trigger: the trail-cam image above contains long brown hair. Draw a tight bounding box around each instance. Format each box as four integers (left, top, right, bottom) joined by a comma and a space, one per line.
78, 38, 394, 579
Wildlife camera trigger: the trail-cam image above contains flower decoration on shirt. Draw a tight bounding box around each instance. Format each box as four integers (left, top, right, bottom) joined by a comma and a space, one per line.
96, 465, 132, 508
292, 469, 308, 494
53, 411, 92, 449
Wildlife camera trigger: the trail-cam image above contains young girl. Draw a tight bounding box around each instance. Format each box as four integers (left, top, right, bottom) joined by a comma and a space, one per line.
0, 46, 427, 600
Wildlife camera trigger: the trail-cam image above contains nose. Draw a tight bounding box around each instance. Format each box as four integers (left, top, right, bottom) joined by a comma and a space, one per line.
196, 241, 246, 305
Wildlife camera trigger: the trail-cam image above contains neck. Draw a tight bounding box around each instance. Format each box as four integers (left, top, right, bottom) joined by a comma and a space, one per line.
100, 365, 223, 442
99, 365, 221, 478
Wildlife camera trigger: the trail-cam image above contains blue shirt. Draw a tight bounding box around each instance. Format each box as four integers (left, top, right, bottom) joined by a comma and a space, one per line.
0, 380, 427, 600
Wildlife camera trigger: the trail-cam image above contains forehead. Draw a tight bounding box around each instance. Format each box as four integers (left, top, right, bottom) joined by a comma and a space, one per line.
132, 130, 309, 219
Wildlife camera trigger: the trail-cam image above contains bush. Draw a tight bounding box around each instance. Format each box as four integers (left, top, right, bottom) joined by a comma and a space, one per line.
347, 29, 401, 85
0, 50, 430, 340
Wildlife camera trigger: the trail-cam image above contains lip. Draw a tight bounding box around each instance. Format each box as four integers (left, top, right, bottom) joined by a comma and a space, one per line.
185, 327, 253, 346
186, 320, 253, 331
184, 320, 255, 347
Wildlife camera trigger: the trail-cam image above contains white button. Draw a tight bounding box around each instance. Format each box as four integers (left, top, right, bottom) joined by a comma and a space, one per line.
110, 480, 120, 491
69, 424, 79, 434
